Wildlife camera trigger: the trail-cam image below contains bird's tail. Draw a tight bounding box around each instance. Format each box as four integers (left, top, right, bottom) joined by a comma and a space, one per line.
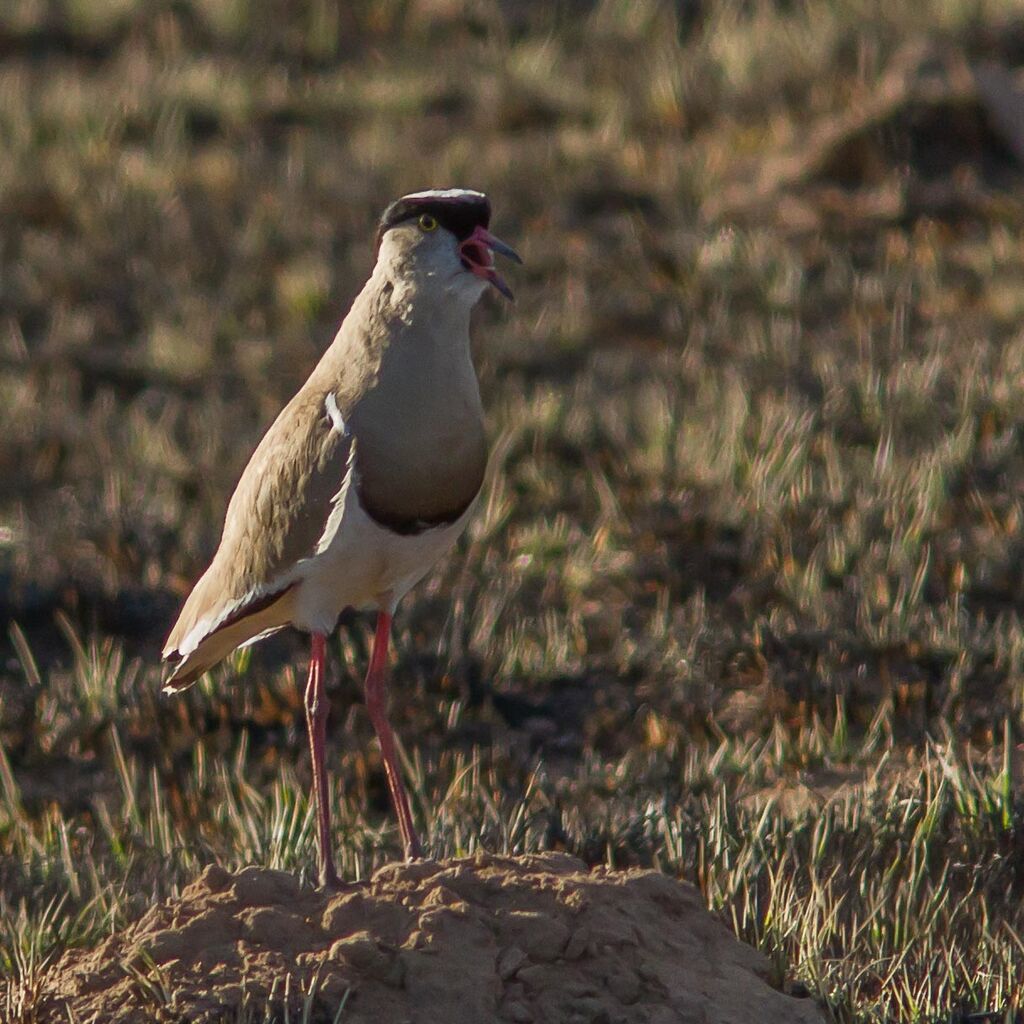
162, 586, 298, 694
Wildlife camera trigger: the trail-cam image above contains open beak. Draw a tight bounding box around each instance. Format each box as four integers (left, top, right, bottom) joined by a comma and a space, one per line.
458, 225, 522, 300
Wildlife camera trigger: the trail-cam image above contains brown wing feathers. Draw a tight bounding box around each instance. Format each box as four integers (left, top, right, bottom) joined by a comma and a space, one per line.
162, 387, 352, 689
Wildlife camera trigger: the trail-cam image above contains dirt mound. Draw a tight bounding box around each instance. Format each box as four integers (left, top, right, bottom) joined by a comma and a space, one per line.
29, 853, 823, 1023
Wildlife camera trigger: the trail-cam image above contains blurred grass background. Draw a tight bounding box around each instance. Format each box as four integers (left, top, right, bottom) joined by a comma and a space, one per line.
5, 0, 1024, 1020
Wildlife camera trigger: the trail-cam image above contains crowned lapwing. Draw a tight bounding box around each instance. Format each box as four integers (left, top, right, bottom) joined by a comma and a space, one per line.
163, 189, 520, 887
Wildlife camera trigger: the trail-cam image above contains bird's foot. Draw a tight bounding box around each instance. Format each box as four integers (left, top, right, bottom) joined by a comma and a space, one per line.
318, 862, 354, 892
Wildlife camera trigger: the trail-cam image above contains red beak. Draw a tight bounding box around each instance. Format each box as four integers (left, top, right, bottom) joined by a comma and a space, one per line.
458, 225, 522, 300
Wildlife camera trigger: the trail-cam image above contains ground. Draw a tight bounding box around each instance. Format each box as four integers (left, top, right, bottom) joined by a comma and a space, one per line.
27, 853, 824, 1023
3, 1, 1024, 1021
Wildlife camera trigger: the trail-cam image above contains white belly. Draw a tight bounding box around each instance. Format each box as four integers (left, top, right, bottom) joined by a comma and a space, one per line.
291, 481, 474, 633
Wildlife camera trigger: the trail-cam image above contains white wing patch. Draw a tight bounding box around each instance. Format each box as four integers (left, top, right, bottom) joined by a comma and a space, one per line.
400, 188, 486, 203
325, 392, 347, 435
314, 438, 359, 556
239, 624, 288, 649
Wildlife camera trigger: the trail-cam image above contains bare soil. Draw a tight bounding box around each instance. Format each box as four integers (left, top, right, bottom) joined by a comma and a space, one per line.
27, 853, 823, 1023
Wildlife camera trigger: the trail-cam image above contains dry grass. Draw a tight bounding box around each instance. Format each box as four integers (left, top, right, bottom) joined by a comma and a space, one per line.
4, 0, 1024, 1020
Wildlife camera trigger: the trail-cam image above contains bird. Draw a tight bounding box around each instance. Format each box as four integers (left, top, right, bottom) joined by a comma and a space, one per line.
161, 188, 520, 888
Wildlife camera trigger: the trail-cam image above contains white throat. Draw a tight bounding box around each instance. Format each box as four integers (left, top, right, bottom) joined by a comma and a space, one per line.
375, 250, 487, 325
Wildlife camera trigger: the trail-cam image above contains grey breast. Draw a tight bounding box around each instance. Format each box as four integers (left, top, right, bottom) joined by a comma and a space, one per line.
346, 312, 488, 536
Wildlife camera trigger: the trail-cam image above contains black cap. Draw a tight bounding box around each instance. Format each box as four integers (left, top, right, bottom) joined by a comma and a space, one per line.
378, 189, 491, 243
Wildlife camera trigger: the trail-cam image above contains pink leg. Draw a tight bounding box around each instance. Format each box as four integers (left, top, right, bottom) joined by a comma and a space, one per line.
304, 632, 341, 888
364, 611, 423, 860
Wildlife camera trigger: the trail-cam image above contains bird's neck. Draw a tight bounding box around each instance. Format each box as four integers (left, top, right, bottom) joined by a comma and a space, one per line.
375, 258, 485, 331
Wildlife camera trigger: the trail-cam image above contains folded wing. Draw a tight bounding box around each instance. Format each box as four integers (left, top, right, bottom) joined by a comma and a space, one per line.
162, 386, 353, 691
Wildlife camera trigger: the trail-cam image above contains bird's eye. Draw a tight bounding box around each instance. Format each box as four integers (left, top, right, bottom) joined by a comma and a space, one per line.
418, 213, 439, 232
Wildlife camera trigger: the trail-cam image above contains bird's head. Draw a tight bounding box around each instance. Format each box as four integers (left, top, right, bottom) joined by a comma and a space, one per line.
376, 189, 521, 304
